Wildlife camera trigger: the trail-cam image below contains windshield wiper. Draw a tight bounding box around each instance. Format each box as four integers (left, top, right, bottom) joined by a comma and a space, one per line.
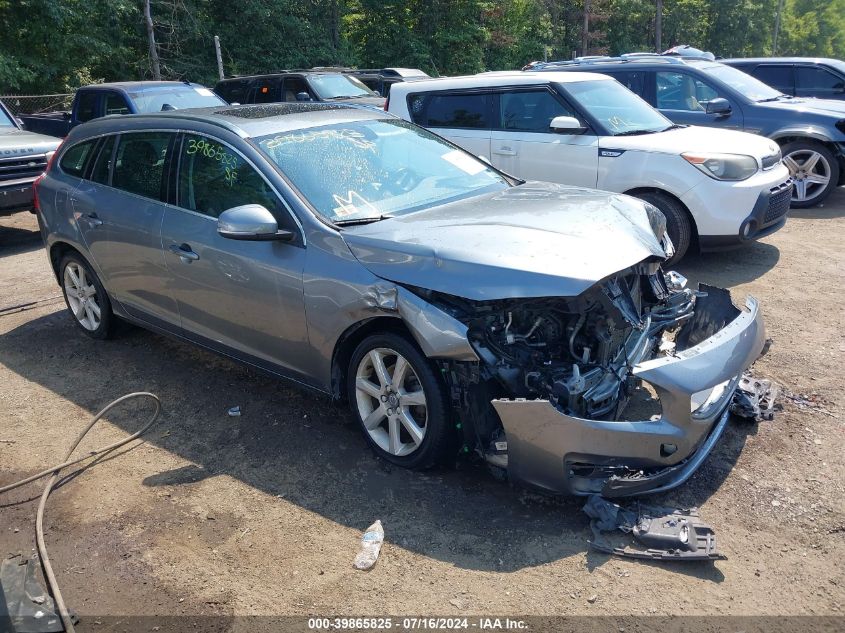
661, 124, 686, 132
613, 128, 659, 136
334, 215, 393, 227
757, 94, 791, 102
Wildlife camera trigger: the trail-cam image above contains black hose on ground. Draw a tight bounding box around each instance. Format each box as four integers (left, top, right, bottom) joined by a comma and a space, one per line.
0, 392, 161, 633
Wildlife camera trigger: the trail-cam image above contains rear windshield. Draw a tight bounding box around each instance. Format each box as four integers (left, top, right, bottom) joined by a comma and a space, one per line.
309, 75, 376, 100
127, 86, 227, 112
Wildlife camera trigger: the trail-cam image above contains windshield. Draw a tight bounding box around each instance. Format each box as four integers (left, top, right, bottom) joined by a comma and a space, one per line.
127, 86, 227, 112
698, 63, 783, 101
255, 119, 509, 223
562, 79, 672, 135
0, 105, 15, 127
309, 74, 376, 99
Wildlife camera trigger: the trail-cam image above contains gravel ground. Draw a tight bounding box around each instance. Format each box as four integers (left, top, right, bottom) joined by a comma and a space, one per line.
0, 196, 843, 624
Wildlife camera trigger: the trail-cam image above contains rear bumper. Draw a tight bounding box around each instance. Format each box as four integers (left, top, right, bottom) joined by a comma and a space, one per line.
491, 289, 765, 497
698, 178, 792, 251
0, 181, 35, 214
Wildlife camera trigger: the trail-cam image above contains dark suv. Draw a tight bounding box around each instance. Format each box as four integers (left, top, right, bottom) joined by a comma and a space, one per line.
529, 54, 845, 207
722, 57, 845, 101
213, 71, 385, 108
344, 68, 430, 97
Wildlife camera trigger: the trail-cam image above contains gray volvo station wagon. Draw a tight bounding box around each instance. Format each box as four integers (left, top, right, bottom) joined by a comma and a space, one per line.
35, 103, 765, 497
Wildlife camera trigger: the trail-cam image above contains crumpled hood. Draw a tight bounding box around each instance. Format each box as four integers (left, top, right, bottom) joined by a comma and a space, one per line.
0, 127, 61, 154
601, 125, 780, 158
341, 182, 666, 300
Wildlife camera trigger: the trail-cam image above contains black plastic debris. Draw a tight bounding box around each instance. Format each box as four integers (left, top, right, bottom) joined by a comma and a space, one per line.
730, 371, 779, 421
583, 495, 725, 561
0, 555, 75, 633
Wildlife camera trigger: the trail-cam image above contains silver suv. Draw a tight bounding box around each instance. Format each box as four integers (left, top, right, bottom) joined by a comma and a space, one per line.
35, 103, 765, 497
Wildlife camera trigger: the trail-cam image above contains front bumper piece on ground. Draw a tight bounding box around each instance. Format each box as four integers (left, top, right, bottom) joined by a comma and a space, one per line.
491, 288, 766, 497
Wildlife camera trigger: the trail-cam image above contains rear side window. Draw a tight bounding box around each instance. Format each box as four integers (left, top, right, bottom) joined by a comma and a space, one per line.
752, 65, 794, 94
177, 133, 283, 219
76, 92, 99, 123
497, 90, 574, 131
408, 92, 492, 129
59, 140, 97, 177
796, 66, 845, 97
216, 80, 248, 104
90, 135, 117, 185
605, 71, 646, 97
249, 78, 281, 104
112, 132, 173, 201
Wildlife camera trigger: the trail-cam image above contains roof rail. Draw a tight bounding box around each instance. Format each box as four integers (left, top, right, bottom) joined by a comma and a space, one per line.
528, 55, 685, 70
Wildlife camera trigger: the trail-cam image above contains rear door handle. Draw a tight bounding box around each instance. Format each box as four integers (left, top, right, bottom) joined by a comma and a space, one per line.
492, 147, 516, 156
169, 243, 200, 263
83, 213, 103, 227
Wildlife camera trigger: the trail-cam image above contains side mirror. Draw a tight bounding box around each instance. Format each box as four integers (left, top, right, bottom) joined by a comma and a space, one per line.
705, 97, 732, 116
160, 103, 177, 111
295, 91, 312, 102
373, 90, 382, 97
549, 115, 586, 134
217, 204, 294, 242
15, 117, 24, 127
63, 112, 71, 121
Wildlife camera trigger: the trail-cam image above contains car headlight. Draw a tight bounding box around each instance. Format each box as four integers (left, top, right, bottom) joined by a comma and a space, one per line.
682, 152, 758, 181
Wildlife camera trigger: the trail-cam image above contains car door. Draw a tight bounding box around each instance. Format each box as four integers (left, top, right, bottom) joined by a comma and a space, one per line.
160, 132, 309, 375
406, 90, 492, 158
654, 70, 743, 129
71, 131, 182, 327
490, 87, 597, 187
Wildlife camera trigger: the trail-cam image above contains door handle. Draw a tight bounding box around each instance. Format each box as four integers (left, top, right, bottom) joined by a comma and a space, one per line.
82, 212, 103, 227
492, 147, 516, 156
169, 243, 200, 263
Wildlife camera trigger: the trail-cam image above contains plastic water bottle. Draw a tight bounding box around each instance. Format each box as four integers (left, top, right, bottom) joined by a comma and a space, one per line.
353, 520, 384, 570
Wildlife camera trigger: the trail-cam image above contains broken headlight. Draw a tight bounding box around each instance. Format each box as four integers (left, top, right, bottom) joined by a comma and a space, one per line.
682, 152, 758, 181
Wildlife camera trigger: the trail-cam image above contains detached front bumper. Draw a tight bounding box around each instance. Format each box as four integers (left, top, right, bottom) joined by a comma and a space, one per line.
491, 288, 766, 497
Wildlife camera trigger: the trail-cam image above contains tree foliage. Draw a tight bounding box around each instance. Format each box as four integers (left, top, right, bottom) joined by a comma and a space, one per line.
1, 0, 844, 93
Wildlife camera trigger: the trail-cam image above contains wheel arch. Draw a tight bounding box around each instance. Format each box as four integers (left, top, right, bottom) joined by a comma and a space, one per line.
773, 135, 844, 187
49, 241, 90, 283
623, 187, 700, 244
330, 316, 418, 401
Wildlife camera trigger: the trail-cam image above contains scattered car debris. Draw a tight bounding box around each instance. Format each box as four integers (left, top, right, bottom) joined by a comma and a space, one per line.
730, 371, 780, 421
781, 390, 838, 418
353, 520, 384, 570
227, 406, 241, 417
0, 554, 76, 633
583, 495, 725, 561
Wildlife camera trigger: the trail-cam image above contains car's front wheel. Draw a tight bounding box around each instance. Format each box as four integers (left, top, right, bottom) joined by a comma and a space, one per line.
781, 140, 838, 208
632, 191, 692, 265
59, 253, 116, 339
347, 332, 452, 469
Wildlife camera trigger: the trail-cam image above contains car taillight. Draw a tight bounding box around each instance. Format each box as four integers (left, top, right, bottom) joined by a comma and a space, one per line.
33, 143, 62, 213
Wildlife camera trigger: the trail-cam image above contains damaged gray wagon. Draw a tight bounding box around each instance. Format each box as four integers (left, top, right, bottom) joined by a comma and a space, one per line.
35, 103, 766, 497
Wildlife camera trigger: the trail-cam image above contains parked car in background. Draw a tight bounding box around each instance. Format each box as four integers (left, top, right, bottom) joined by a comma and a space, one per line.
213, 71, 385, 107
529, 54, 845, 207
20, 81, 226, 138
343, 67, 430, 97
388, 72, 791, 262
0, 99, 61, 215
34, 102, 766, 497
723, 57, 845, 100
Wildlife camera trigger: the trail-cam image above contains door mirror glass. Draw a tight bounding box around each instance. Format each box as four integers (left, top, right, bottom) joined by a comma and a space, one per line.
549, 115, 585, 133
295, 91, 312, 102
218, 204, 292, 241
705, 97, 732, 115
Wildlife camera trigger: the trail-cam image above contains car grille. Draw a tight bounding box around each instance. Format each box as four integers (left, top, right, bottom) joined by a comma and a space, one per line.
764, 180, 792, 224
761, 151, 782, 170
0, 153, 48, 185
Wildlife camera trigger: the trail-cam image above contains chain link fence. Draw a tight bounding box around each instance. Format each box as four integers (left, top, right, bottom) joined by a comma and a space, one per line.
0, 94, 73, 116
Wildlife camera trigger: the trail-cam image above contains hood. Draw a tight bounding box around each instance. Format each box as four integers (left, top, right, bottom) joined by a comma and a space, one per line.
341, 182, 666, 301
600, 125, 780, 158
334, 96, 386, 107
0, 127, 61, 154
758, 96, 845, 117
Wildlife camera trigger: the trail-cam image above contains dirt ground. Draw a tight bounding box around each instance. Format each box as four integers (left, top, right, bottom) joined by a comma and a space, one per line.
0, 194, 843, 625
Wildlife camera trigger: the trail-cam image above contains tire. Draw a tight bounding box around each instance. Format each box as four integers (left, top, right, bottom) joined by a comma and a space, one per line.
781, 140, 838, 208
59, 253, 116, 340
632, 191, 692, 265
347, 332, 452, 469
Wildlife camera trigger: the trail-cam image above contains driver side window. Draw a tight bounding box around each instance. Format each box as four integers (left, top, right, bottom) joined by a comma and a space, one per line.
177, 133, 286, 221
656, 72, 719, 112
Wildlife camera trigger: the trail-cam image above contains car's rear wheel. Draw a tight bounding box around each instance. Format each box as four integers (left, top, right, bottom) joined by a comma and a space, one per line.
631, 191, 692, 265
781, 141, 837, 208
60, 253, 115, 339
347, 332, 452, 469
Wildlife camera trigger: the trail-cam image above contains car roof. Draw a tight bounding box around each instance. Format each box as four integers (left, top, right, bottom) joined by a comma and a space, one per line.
389, 71, 610, 93
722, 57, 844, 65
219, 71, 346, 82
531, 56, 720, 70
66, 103, 391, 140
84, 81, 206, 92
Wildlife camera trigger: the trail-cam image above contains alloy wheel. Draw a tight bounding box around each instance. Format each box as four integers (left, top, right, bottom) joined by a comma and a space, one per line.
63, 262, 101, 331
784, 149, 832, 204
355, 347, 428, 457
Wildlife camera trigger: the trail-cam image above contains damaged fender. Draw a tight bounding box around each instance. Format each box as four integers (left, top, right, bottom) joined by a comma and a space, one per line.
491, 289, 765, 497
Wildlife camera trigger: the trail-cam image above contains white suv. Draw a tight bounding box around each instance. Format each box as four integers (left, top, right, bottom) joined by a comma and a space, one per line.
388, 71, 792, 262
